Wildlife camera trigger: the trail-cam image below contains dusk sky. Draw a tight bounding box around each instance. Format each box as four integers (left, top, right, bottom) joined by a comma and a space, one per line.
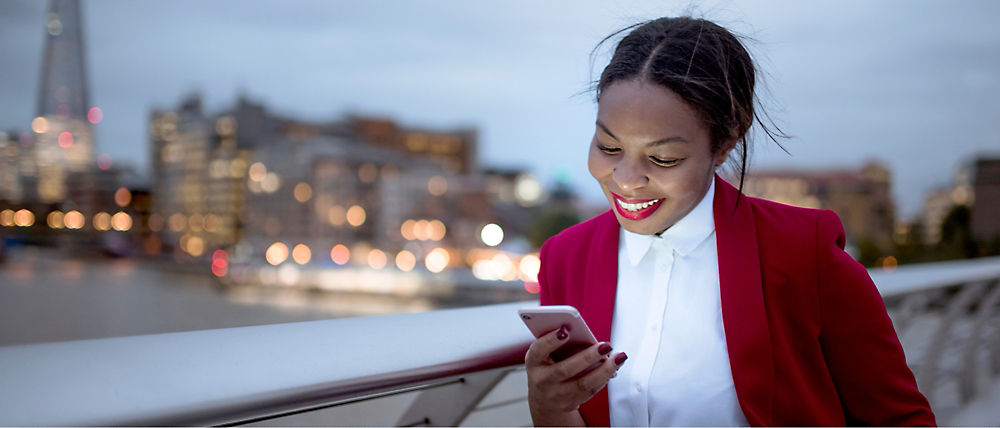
2, 0, 998, 217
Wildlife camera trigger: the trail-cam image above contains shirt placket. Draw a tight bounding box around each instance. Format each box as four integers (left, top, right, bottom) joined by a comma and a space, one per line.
627, 240, 674, 426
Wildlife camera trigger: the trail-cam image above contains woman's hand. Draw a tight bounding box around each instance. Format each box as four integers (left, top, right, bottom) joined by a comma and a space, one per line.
525, 325, 627, 426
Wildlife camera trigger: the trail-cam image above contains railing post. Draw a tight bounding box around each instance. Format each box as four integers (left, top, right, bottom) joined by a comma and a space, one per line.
916, 282, 987, 401
959, 280, 1000, 404
396, 367, 512, 427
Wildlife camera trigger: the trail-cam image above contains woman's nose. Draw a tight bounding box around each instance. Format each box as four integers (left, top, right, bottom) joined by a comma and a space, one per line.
612, 162, 648, 192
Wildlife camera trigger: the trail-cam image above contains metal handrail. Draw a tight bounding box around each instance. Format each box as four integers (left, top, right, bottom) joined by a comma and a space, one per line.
0, 302, 536, 426
2, 256, 1000, 426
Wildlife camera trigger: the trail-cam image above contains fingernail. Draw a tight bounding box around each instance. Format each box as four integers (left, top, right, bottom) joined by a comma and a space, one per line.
556, 326, 568, 340
598, 343, 612, 355
614, 353, 628, 365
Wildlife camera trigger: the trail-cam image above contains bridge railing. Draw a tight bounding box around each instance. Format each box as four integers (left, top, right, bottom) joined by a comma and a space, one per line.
2, 256, 1000, 426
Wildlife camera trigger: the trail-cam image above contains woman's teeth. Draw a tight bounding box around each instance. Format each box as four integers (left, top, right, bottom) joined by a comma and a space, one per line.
617, 199, 660, 212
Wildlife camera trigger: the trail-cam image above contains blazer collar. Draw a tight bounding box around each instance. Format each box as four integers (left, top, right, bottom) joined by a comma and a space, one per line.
714, 174, 773, 427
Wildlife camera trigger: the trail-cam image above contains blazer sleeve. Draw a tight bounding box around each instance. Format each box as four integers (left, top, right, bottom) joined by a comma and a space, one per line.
815, 210, 936, 426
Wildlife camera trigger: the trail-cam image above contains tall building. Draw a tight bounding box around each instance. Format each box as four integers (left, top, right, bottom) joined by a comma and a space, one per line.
971, 157, 1000, 243
31, 0, 96, 205
738, 162, 895, 252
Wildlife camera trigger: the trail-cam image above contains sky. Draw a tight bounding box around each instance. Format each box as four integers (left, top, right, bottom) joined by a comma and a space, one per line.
1, 0, 999, 218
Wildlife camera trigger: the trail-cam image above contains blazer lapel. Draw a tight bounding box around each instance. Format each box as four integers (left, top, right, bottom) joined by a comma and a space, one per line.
714, 175, 773, 426
578, 210, 619, 427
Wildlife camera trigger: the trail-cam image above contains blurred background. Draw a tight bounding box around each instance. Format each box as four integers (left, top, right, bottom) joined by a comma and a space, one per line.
1, 0, 999, 348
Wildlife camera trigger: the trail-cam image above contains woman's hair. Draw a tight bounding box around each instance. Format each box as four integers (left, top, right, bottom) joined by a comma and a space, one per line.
595, 17, 785, 193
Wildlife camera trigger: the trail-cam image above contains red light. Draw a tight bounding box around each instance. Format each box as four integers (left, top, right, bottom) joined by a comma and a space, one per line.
524, 281, 540, 294
212, 249, 228, 263
97, 154, 112, 170
58, 132, 73, 148
88, 107, 103, 124
212, 263, 228, 277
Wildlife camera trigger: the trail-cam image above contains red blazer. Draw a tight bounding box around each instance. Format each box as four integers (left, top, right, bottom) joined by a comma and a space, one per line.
538, 176, 935, 426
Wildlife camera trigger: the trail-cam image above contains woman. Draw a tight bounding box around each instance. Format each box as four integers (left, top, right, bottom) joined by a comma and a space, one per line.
525, 17, 936, 426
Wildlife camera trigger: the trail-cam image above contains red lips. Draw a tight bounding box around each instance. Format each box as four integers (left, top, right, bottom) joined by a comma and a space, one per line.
612, 193, 661, 221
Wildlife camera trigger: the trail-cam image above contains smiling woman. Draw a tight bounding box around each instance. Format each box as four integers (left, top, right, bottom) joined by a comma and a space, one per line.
526, 17, 937, 427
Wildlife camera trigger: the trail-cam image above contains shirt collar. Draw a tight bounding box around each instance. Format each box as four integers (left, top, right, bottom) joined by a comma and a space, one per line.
622, 178, 717, 266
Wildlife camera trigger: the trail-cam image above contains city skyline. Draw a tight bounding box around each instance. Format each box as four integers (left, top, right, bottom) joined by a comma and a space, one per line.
2, 1, 1000, 217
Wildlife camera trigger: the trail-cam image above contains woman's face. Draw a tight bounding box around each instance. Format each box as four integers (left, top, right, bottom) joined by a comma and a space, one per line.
588, 79, 733, 235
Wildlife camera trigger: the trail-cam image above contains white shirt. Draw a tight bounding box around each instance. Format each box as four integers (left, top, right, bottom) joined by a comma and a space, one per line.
608, 180, 748, 427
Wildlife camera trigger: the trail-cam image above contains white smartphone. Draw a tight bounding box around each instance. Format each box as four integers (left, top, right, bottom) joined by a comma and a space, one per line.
519, 305, 598, 362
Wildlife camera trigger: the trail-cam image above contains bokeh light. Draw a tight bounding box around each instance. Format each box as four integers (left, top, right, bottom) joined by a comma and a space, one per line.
330, 244, 350, 265
367, 249, 387, 269
114, 187, 131, 207
186, 236, 205, 256
347, 205, 366, 227
64, 210, 85, 229
358, 163, 377, 183
248, 162, 267, 182
88, 107, 103, 124
47, 211, 64, 229
169, 213, 186, 232
148, 213, 163, 232
328, 205, 346, 226
292, 244, 312, 264
93, 212, 112, 231
0, 209, 13, 226
97, 154, 112, 170
401, 219, 416, 240
266, 242, 288, 266
293, 182, 312, 203
111, 212, 132, 231
395, 250, 416, 272
428, 220, 446, 241
428, 175, 448, 196
31, 117, 48, 134
481, 223, 504, 247
425, 248, 450, 273
14, 209, 35, 227
58, 132, 73, 148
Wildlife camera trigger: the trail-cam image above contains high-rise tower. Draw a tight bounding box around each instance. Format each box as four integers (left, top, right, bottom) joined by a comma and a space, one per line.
32, 0, 95, 203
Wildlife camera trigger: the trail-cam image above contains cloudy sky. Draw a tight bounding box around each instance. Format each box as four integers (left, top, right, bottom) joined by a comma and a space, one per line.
1, 0, 998, 217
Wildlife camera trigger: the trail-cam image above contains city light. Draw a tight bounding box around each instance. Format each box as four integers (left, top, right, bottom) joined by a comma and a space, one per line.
148, 213, 163, 232
367, 249, 387, 269
328, 205, 346, 226
277, 264, 300, 286
97, 154, 112, 170
395, 250, 416, 272
111, 212, 132, 231
186, 236, 205, 256
330, 244, 350, 265
425, 248, 450, 273
212, 249, 228, 277
294, 182, 312, 203
114, 187, 131, 207
261, 172, 281, 193
64, 210, 85, 229
292, 244, 311, 265
14, 209, 35, 227
515, 174, 542, 206
266, 242, 288, 266
248, 162, 267, 182
525, 281, 541, 294
189, 213, 203, 232
93, 212, 111, 231
401, 219, 416, 240
414, 220, 429, 241
481, 223, 504, 247
428, 175, 448, 196
169, 213, 186, 232
88, 107, 103, 124
47, 211, 65, 229
428, 220, 446, 241
1, 209, 16, 226
58, 132, 73, 148
203, 214, 218, 233
347, 205, 366, 227
31, 117, 48, 134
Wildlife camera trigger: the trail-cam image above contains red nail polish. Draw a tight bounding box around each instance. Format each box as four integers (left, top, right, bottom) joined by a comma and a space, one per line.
615, 353, 628, 365
598, 343, 612, 355
556, 326, 568, 340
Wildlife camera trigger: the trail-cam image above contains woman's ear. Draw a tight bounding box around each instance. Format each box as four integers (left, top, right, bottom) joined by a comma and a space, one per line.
714, 139, 738, 167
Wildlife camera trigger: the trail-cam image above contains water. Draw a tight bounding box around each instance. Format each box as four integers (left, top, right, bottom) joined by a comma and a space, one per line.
0, 247, 442, 347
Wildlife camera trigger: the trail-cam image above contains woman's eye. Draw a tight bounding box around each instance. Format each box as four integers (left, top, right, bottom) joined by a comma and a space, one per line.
649, 156, 681, 167
597, 144, 621, 154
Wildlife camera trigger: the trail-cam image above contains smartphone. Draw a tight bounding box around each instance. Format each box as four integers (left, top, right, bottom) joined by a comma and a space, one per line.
519, 305, 598, 362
